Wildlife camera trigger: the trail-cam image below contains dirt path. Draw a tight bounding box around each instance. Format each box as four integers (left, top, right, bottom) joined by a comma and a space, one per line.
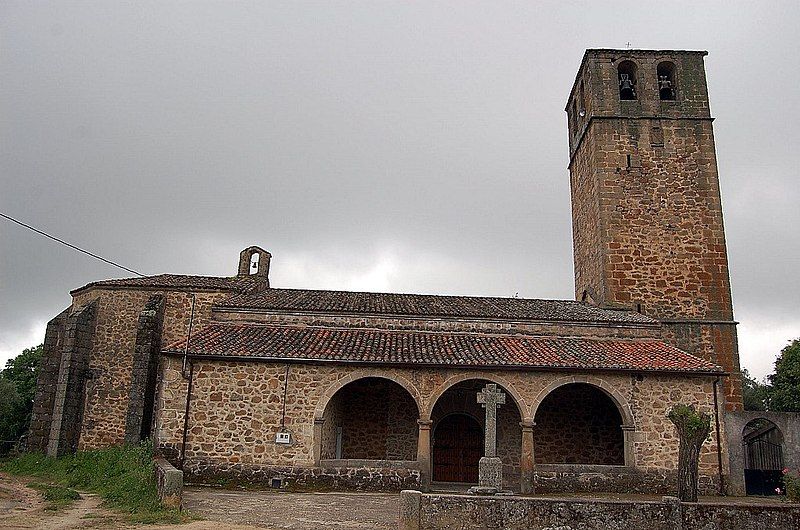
0, 473, 258, 530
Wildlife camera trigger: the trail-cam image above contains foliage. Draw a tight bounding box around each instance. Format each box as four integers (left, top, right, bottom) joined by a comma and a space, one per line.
0, 442, 190, 524
668, 404, 712, 502
0, 344, 42, 448
784, 468, 800, 502
742, 368, 769, 411
28, 482, 81, 511
768, 339, 800, 412
667, 404, 712, 439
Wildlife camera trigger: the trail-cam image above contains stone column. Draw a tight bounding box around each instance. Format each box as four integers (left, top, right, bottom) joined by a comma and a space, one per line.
520, 420, 535, 494
622, 425, 636, 467
416, 420, 433, 492
313, 418, 325, 465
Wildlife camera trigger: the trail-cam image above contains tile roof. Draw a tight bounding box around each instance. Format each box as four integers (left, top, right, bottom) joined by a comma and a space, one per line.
164, 323, 723, 374
219, 288, 657, 325
71, 274, 264, 294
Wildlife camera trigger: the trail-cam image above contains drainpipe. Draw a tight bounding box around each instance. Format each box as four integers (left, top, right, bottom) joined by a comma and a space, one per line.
179, 294, 197, 470
713, 377, 725, 495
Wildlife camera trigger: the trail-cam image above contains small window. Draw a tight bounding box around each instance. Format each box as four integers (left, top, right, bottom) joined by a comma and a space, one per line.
579, 80, 586, 115
618, 61, 637, 100
572, 100, 578, 127
657, 62, 676, 100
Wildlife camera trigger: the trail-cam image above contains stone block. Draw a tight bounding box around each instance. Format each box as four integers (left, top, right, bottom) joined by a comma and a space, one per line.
398, 489, 421, 530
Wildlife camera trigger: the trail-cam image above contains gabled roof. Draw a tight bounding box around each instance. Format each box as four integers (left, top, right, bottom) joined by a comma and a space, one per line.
71, 274, 264, 295
218, 288, 657, 325
164, 323, 723, 375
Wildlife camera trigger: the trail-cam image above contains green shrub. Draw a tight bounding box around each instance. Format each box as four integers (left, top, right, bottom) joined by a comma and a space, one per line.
784, 468, 800, 502
0, 442, 190, 524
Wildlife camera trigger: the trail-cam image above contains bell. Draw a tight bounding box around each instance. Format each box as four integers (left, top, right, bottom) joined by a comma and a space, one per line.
619, 74, 636, 99
619, 74, 634, 91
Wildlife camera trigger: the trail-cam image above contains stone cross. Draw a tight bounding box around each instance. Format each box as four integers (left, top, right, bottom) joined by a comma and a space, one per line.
477, 383, 505, 458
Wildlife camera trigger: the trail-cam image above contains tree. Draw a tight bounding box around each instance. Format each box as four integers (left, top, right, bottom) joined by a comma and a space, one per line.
741, 368, 769, 411
769, 338, 800, 412
668, 404, 712, 502
0, 344, 43, 449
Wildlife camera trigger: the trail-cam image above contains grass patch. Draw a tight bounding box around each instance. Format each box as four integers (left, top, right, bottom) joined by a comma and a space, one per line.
28, 482, 80, 511
0, 442, 192, 524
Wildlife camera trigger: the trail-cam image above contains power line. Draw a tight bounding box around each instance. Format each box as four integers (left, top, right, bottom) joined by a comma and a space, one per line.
0, 211, 146, 277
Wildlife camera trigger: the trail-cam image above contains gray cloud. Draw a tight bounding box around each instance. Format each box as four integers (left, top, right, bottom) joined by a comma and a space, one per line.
2, 1, 798, 379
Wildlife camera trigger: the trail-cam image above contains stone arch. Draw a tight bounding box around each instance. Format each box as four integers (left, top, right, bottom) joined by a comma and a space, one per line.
314, 370, 422, 421
530, 375, 634, 428
423, 373, 528, 421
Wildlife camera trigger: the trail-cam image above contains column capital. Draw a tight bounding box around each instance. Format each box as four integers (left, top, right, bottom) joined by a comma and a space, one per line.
417, 419, 433, 428
520, 419, 536, 430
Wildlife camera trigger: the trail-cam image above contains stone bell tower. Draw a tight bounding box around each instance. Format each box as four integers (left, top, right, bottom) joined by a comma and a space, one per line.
566, 49, 742, 409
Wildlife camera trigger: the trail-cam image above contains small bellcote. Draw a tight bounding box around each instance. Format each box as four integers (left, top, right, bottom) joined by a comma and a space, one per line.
238, 246, 272, 283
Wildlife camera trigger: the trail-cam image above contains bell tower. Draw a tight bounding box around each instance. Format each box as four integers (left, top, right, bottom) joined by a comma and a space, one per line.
566, 49, 742, 409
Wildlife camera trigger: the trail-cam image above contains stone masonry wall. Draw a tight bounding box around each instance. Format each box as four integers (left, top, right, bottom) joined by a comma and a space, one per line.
47, 303, 96, 456
215, 309, 660, 340
27, 309, 69, 453
124, 295, 166, 443
156, 357, 727, 492
71, 287, 232, 450
567, 50, 742, 410
534, 383, 624, 465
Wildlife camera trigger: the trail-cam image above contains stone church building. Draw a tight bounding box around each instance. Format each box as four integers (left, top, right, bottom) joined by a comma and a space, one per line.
28, 49, 744, 495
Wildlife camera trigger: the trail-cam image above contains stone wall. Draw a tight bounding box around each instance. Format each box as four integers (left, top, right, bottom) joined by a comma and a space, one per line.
155, 357, 727, 493
214, 308, 660, 340
46, 303, 96, 457
124, 295, 166, 444
400, 491, 800, 530
70, 287, 232, 449
725, 411, 800, 496
27, 309, 69, 453
534, 383, 624, 465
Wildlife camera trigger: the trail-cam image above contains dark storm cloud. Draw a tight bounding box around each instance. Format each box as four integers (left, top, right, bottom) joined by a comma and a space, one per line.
2, 1, 798, 379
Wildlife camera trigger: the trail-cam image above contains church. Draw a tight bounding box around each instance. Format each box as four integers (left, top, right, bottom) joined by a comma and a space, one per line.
27, 49, 744, 495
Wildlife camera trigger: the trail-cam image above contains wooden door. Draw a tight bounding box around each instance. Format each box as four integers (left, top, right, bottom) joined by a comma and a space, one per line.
432, 414, 483, 483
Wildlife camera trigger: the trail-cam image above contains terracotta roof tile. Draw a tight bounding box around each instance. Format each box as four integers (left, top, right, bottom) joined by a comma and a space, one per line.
164, 323, 722, 374
219, 288, 656, 325
71, 274, 264, 294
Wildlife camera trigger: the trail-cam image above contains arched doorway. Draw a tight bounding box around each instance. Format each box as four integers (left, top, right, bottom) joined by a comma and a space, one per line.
534, 383, 625, 465
320, 377, 419, 461
432, 414, 482, 483
429, 379, 523, 487
743, 418, 785, 496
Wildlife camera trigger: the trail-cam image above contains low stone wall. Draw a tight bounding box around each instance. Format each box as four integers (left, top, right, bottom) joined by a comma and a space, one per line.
183, 458, 420, 491
399, 491, 800, 530
534, 464, 720, 496
154, 457, 183, 509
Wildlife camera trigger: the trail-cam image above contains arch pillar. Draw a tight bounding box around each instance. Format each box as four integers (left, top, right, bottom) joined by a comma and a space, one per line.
417, 419, 433, 492
520, 419, 535, 494
622, 424, 636, 467
313, 418, 325, 465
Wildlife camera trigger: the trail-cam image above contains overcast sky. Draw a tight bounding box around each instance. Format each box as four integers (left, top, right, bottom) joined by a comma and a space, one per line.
1, 1, 798, 380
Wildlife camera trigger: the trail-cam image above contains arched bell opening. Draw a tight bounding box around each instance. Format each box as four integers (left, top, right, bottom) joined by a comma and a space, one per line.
657, 61, 677, 100
534, 383, 625, 465
319, 377, 419, 462
618, 60, 638, 101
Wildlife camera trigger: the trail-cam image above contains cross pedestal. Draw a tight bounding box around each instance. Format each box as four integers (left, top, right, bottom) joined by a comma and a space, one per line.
469, 383, 507, 495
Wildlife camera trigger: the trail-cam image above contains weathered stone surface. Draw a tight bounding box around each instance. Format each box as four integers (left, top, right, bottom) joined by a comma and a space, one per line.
154, 456, 183, 509
412, 493, 800, 530
399, 490, 422, 530
566, 50, 743, 410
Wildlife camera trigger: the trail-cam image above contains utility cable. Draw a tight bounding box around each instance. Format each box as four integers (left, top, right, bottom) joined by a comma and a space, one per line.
0, 211, 146, 277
